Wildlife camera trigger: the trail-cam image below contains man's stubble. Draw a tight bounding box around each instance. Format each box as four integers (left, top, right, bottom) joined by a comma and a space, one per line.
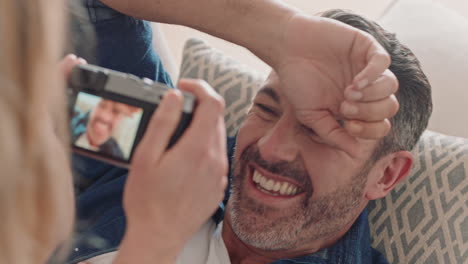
227, 144, 370, 251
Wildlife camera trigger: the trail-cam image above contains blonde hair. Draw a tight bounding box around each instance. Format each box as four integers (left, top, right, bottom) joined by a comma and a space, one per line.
0, 0, 74, 263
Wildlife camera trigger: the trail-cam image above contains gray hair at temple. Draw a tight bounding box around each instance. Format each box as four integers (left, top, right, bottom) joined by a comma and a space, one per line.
321, 9, 433, 161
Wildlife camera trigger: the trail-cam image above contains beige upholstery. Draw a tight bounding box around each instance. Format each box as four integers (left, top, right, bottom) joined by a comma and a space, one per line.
151, 23, 178, 82
379, 0, 468, 138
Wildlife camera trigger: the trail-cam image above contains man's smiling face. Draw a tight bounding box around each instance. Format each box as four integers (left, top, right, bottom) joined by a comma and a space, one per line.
226, 71, 378, 251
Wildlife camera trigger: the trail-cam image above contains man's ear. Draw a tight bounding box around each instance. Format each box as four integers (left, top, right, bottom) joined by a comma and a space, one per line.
365, 151, 413, 200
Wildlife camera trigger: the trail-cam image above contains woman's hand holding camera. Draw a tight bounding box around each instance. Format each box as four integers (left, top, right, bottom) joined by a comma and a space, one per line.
60, 55, 227, 263
115, 80, 228, 263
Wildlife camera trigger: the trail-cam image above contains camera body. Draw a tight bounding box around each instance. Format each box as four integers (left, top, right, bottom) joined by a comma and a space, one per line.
68, 64, 194, 168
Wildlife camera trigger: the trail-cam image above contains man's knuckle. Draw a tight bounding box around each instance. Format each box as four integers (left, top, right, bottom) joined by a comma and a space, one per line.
389, 95, 399, 116
379, 119, 392, 136
388, 74, 399, 93
379, 52, 391, 67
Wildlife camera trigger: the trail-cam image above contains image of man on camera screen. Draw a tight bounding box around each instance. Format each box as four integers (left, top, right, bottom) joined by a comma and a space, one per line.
71, 94, 142, 160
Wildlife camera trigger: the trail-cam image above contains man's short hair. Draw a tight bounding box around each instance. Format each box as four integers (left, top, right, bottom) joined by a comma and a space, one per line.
321, 9, 433, 161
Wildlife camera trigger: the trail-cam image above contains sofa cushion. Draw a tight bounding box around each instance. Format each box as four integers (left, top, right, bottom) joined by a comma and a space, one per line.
368, 130, 468, 263
179, 38, 265, 137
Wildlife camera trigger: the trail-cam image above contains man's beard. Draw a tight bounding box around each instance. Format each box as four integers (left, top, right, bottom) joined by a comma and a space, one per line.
227, 144, 370, 251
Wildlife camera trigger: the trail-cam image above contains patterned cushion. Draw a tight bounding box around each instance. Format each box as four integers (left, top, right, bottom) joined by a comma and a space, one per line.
179, 38, 468, 264
179, 38, 266, 137
368, 131, 468, 264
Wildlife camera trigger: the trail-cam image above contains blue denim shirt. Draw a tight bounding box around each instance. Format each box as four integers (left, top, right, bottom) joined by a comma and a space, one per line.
76, 0, 173, 84
67, 2, 389, 263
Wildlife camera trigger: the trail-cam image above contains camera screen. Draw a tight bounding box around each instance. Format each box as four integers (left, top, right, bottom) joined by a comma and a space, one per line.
71, 92, 144, 161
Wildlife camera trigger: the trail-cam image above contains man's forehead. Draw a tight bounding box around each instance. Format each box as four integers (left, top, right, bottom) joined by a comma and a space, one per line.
100, 99, 113, 105
256, 86, 280, 103
256, 71, 282, 100
264, 71, 281, 88
100, 100, 123, 109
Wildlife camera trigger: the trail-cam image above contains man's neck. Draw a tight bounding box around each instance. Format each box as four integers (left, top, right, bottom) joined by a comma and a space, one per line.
221, 209, 359, 264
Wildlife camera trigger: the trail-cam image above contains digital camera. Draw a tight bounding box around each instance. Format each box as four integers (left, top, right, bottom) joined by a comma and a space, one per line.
68, 64, 194, 168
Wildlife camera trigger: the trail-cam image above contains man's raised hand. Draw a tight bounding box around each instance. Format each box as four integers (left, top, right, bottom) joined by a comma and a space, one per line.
276, 14, 399, 157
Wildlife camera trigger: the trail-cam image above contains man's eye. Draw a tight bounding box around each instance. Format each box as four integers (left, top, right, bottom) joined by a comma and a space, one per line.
301, 124, 328, 144
301, 125, 317, 137
254, 103, 277, 116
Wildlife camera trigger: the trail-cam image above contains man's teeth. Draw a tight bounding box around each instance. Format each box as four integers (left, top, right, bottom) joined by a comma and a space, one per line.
252, 170, 300, 196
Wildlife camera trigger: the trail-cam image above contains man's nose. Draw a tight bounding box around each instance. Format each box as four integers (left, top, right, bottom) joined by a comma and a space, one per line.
257, 119, 299, 163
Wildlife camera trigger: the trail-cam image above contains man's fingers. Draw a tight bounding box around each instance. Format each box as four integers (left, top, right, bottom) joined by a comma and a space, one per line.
297, 110, 360, 157
133, 90, 183, 164
340, 94, 399, 122
313, 116, 360, 158
345, 119, 391, 139
345, 70, 398, 102
353, 35, 391, 90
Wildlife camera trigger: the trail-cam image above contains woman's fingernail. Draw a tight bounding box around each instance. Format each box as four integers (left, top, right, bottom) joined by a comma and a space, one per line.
342, 102, 359, 116
357, 79, 369, 90
347, 90, 363, 100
